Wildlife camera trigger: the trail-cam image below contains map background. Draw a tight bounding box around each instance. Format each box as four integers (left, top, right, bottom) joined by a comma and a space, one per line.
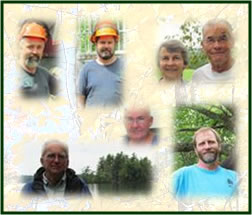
3, 3, 249, 212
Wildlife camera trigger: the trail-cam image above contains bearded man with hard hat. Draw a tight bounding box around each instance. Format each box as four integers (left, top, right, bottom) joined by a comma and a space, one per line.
78, 19, 124, 107
18, 20, 57, 98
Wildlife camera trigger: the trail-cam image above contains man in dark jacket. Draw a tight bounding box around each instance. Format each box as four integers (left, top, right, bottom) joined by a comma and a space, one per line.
22, 140, 91, 197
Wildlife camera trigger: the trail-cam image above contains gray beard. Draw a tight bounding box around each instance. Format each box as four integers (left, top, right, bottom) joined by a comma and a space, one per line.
198, 151, 218, 164
25, 56, 40, 68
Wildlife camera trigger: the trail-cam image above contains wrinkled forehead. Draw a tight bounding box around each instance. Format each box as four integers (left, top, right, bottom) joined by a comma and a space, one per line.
203, 24, 232, 38
125, 109, 151, 119
43, 144, 68, 156
195, 130, 217, 143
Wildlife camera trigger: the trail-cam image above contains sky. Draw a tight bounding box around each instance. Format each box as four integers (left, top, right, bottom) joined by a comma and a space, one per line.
18, 141, 158, 175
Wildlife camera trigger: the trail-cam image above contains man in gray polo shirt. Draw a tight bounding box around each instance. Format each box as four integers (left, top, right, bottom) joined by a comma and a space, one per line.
18, 20, 57, 98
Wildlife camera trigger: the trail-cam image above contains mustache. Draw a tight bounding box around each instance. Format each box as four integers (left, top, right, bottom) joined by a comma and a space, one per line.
27, 55, 40, 62
203, 150, 215, 154
101, 48, 111, 52
25, 54, 40, 68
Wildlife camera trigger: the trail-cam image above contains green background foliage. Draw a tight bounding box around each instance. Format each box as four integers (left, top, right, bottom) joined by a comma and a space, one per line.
80, 152, 152, 189
179, 20, 208, 70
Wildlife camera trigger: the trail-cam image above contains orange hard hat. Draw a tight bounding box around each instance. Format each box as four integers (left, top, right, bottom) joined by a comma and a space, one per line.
90, 20, 119, 43
19, 22, 47, 41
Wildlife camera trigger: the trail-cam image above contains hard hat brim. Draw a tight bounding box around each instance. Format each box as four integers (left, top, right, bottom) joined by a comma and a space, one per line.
90, 27, 119, 43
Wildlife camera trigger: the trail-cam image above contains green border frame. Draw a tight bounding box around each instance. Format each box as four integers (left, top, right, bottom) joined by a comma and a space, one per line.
1, 0, 251, 214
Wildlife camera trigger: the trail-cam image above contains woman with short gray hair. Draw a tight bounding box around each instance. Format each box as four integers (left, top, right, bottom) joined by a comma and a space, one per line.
157, 40, 188, 83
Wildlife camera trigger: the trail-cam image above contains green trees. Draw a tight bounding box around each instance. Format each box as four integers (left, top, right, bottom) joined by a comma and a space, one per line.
80, 166, 96, 183
178, 20, 208, 70
80, 152, 153, 188
174, 104, 236, 170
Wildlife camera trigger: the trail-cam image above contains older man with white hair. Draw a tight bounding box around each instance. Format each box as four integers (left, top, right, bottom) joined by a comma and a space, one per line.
124, 108, 159, 145
21, 140, 91, 197
192, 19, 234, 83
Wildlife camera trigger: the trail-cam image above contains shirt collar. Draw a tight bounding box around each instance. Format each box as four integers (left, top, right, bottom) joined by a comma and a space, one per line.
42, 172, 66, 187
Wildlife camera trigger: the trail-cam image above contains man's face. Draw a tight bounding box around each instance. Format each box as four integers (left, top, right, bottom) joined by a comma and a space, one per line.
194, 130, 221, 164
124, 109, 153, 142
19, 37, 45, 70
96, 36, 116, 60
159, 48, 186, 81
202, 24, 233, 69
40, 144, 69, 177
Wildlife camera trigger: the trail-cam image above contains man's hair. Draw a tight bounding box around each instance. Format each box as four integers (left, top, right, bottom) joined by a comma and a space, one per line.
193, 127, 222, 148
157, 40, 188, 67
124, 106, 152, 119
202, 19, 233, 40
41, 140, 69, 158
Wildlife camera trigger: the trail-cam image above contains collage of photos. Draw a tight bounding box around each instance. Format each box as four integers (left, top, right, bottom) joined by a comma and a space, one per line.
2, 2, 250, 213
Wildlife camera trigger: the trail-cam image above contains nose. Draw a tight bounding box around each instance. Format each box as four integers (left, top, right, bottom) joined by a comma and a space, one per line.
31, 47, 39, 55
167, 58, 174, 66
213, 41, 222, 49
203, 142, 211, 149
54, 155, 60, 162
131, 120, 139, 128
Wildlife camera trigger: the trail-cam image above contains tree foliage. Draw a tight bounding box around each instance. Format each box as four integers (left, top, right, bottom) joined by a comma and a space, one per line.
80, 152, 153, 187
174, 104, 236, 170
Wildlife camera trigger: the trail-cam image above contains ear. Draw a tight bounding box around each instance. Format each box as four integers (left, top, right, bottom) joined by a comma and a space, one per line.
149, 116, 153, 127
66, 159, 69, 168
229, 37, 234, 48
40, 157, 44, 166
194, 147, 198, 157
201, 41, 206, 53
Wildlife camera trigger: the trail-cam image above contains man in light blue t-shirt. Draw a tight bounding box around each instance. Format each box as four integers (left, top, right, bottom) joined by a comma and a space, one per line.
78, 19, 124, 107
173, 127, 237, 200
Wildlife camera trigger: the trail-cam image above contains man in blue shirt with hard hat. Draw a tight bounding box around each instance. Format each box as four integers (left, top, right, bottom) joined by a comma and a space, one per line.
78, 19, 124, 107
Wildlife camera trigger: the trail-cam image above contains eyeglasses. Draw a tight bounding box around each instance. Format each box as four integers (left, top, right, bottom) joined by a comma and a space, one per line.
125, 117, 147, 125
203, 34, 230, 45
45, 153, 67, 161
